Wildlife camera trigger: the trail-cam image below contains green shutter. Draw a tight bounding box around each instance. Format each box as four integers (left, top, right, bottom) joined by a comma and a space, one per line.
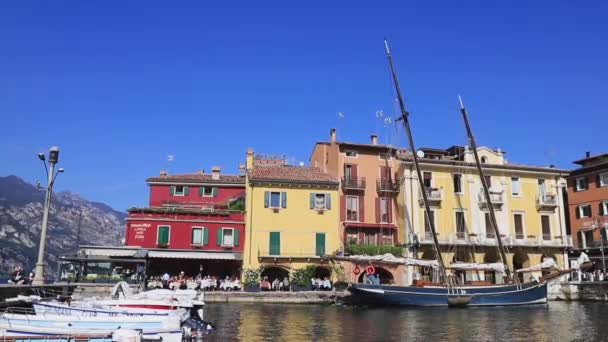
234, 229, 240, 246
316, 233, 326, 256
310, 193, 315, 209
158, 226, 169, 245
270, 232, 280, 255
212, 187, 218, 197
203, 228, 209, 245
199, 187, 204, 196
326, 194, 331, 210
170, 186, 176, 195
264, 191, 270, 208
281, 192, 287, 208
184, 186, 190, 195
217, 228, 224, 246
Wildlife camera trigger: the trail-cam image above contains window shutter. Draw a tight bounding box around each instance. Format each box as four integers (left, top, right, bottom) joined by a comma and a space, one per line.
158, 227, 169, 245
600, 203, 605, 216
233, 229, 240, 246
270, 232, 280, 255
359, 195, 365, 222
375, 198, 380, 223
316, 233, 326, 256
217, 228, 224, 246
184, 186, 190, 195
203, 228, 209, 245
576, 206, 581, 219
388, 198, 393, 223
310, 193, 315, 209
326, 194, 331, 210
170, 186, 175, 195
212, 187, 219, 197
281, 192, 287, 208
264, 191, 270, 208
199, 187, 204, 196
340, 196, 346, 221
352, 165, 358, 179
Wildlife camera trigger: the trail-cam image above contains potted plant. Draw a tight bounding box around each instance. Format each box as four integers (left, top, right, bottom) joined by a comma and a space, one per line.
242, 268, 262, 292
290, 265, 316, 291
329, 260, 348, 291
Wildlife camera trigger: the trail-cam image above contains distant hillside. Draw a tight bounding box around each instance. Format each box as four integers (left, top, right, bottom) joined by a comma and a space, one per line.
0, 175, 125, 277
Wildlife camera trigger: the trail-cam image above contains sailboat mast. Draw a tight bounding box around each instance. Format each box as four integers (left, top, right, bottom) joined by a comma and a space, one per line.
384, 40, 447, 281
457, 96, 513, 281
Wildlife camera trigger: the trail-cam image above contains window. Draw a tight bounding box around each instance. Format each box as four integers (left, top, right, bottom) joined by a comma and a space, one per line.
157, 226, 170, 246
511, 177, 521, 196
513, 213, 524, 239
380, 198, 390, 223
265, 191, 287, 209
344, 164, 356, 180
423, 172, 432, 188
346, 196, 359, 221
171, 185, 188, 196
346, 230, 359, 245
217, 228, 239, 247
424, 210, 435, 237
363, 231, 377, 245
484, 175, 492, 188
485, 213, 495, 238
310, 193, 331, 210
481, 156, 487, 163
600, 201, 608, 216
381, 231, 394, 245
345, 150, 358, 157
541, 215, 551, 240
269, 232, 280, 255
192, 227, 209, 246
315, 233, 326, 256
200, 186, 218, 197
576, 177, 588, 191
455, 211, 466, 239
578, 204, 592, 218
453, 174, 463, 194
583, 230, 594, 247
600, 172, 608, 187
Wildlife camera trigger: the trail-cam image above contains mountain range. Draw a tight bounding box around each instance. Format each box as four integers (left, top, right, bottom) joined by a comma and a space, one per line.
0, 175, 125, 278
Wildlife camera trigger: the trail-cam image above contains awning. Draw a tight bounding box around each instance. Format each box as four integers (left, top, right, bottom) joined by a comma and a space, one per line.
147, 250, 242, 260
82, 248, 138, 257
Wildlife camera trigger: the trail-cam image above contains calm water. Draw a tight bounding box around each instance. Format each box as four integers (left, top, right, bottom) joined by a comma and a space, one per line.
203, 302, 607, 341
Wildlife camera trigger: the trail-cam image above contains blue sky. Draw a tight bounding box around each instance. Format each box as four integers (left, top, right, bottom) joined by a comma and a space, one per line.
0, 2, 606, 211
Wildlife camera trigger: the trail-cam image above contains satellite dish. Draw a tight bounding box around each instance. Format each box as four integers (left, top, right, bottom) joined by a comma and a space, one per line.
416, 150, 425, 158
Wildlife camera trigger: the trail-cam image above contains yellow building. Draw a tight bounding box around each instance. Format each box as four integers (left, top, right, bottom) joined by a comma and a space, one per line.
244, 149, 340, 281
397, 145, 570, 284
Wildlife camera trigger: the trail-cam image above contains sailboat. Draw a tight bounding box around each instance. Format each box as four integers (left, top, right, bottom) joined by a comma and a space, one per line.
347, 40, 549, 307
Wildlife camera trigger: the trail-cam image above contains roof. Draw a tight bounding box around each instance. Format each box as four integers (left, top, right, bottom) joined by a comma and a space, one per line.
146, 173, 245, 185
147, 250, 242, 260
398, 156, 569, 175
315, 141, 396, 151
569, 161, 608, 177
573, 153, 608, 166
249, 165, 338, 186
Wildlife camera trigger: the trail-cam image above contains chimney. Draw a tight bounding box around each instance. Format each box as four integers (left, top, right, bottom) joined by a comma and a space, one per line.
211, 166, 221, 180
238, 164, 246, 176
330, 128, 337, 143
246, 148, 255, 170
370, 134, 378, 145
160, 170, 168, 176
586, 151, 591, 158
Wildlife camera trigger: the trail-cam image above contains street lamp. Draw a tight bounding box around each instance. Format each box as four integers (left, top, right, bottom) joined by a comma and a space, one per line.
32, 146, 64, 286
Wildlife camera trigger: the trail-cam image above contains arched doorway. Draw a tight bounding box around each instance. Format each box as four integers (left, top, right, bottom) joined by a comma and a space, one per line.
452, 249, 474, 284
357, 266, 394, 285
483, 249, 500, 284
261, 266, 289, 283
513, 252, 530, 283
313, 266, 331, 279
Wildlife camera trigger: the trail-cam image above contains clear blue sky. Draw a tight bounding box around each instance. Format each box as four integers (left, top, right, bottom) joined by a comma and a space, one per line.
1, 2, 606, 211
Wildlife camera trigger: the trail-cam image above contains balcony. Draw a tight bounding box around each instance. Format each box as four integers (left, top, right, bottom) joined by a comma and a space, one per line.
477, 190, 504, 209
345, 244, 403, 257
258, 248, 327, 260
536, 193, 558, 211
342, 177, 366, 191
418, 232, 573, 247
377, 179, 399, 193
419, 187, 443, 207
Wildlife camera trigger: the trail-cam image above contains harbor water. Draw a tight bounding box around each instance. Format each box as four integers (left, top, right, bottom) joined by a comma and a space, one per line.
203, 302, 607, 341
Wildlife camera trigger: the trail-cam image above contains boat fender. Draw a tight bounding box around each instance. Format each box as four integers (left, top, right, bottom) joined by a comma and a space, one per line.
366, 265, 376, 275
353, 266, 361, 275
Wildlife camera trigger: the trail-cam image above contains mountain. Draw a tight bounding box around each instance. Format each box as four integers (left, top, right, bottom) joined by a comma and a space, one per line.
0, 175, 125, 278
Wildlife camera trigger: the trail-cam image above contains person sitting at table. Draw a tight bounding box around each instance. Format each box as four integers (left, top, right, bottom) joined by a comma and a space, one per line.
282, 277, 290, 291
260, 276, 271, 291
272, 278, 280, 291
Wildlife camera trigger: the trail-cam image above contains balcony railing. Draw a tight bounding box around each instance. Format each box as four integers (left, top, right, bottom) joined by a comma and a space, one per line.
342, 177, 366, 190
419, 187, 443, 206
377, 179, 399, 193
477, 190, 504, 209
536, 193, 558, 211
417, 232, 573, 248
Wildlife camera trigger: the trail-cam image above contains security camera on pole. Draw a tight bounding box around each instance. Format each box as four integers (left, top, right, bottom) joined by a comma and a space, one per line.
32, 146, 64, 286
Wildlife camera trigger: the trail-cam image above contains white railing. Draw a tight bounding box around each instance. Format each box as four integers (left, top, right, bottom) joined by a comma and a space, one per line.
477, 190, 504, 206
417, 232, 572, 247
536, 193, 558, 209
419, 188, 443, 206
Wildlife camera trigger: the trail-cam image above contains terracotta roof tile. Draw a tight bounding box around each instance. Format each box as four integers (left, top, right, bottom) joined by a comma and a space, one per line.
249, 166, 338, 185
147, 173, 245, 184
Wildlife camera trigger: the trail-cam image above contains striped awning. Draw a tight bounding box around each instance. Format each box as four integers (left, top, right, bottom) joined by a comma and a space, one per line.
147, 250, 241, 260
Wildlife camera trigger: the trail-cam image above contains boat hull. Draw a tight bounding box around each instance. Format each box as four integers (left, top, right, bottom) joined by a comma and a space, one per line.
348, 281, 548, 307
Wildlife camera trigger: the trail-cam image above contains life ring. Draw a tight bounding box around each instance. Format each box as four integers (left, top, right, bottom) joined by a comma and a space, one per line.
366, 265, 376, 275
353, 266, 361, 275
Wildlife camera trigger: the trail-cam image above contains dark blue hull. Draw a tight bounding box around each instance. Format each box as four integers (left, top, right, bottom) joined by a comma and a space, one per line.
348, 281, 548, 307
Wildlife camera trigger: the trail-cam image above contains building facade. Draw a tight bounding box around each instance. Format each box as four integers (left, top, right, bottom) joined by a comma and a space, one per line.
398, 145, 571, 283
124, 167, 246, 277
244, 149, 340, 281
566, 152, 608, 269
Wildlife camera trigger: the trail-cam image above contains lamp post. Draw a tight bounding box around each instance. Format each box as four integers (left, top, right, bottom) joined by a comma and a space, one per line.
32, 146, 64, 286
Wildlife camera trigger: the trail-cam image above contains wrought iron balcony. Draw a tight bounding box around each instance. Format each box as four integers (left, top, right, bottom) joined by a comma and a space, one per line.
418, 187, 443, 206
377, 179, 399, 193
536, 193, 558, 211
477, 190, 504, 209
342, 177, 366, 190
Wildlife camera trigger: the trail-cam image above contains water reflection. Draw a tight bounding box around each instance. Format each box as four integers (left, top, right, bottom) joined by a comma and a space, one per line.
205, 302, 605, 341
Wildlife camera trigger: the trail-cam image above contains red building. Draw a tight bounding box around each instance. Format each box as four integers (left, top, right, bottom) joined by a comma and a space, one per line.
125, 167, 246, 277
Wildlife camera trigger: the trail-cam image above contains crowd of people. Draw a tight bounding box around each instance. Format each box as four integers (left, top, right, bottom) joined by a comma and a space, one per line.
570, 269, 606, 282
260, 276, 290, 291
7, 266, 34, 285
311, 277, 333, 290
146, 271, 241, 291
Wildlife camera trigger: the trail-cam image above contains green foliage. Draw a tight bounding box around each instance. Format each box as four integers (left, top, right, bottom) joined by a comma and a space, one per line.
290, 265, 317, 286
242, 267, 263, 285
329, 260, 346, 282
346, 244, 403, 257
